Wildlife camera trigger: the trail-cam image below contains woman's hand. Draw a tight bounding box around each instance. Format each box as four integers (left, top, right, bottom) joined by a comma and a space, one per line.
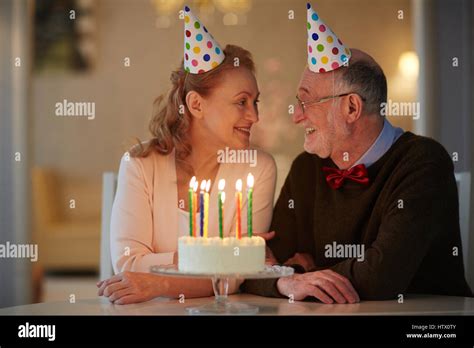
173, 252, 178, 265
97, 271, 160, 305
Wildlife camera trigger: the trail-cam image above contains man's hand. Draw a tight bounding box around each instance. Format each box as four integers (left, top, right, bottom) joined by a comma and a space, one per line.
254, 231, 278, 265
276, 269, 360, 304
284, 252, 316, 272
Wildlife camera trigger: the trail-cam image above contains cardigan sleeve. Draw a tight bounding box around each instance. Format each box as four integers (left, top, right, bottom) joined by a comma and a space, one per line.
110, 155, 174, 274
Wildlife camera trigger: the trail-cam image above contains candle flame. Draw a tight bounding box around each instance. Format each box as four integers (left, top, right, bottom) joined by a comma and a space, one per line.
193, 181, 198, 192
189, 176, 196, 188
221, 191, 226, 203
218, 179, 225, 191
200, 180, 207, 191
247, 173, 254, 188
236, 179, 242, 191
205, 179, 211, 192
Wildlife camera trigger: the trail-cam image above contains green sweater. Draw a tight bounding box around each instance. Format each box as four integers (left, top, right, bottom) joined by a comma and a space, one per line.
243, 132, 472, 300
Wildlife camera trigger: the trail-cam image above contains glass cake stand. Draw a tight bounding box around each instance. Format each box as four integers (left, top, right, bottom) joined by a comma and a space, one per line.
150, 265, 294, 315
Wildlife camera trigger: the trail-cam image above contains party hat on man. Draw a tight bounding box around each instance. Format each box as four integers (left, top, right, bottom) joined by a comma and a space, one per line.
183, 5, 225, 74
306, 3, 351, 73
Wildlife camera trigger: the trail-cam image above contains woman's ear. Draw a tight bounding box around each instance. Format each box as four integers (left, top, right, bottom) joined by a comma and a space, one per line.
344, 93, 364, 124
185, 91, 204, 119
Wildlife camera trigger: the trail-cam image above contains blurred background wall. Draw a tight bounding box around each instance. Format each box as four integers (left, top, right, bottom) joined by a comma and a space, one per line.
32, 0, 415, 228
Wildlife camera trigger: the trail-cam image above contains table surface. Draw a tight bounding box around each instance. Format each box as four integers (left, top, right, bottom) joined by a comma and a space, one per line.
1, 294, 474, 315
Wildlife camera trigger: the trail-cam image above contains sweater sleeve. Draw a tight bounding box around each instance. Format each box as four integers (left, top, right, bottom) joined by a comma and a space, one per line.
267, 167, 298, 262
110, 155, 174, 274
326, 154, 456, 300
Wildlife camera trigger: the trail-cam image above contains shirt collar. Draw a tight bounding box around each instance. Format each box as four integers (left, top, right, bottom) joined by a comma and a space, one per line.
353, 119, 404, 168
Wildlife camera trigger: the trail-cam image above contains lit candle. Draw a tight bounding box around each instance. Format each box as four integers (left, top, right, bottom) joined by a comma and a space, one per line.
221, 192, 226, 239
204, 179, 210, 238
247, 173, 254, 237
218, 179, 225, 239
235, 179, 242, 239
192, 180, 198, 237
199, 180, 206, 237
188, 176, 196, 237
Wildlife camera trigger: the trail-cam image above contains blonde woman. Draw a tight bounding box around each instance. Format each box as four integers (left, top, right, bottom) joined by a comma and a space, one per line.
97, 43, 276, 304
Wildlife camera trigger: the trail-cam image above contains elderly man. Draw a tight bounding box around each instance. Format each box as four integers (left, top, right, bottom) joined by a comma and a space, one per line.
243, 4, 472, 303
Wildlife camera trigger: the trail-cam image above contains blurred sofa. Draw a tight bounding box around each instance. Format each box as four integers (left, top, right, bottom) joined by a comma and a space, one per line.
32, 167, 101, 271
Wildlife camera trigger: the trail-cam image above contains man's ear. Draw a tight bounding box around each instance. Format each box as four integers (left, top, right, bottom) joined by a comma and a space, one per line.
185, 91, 204, 119
345, 93, 364, 124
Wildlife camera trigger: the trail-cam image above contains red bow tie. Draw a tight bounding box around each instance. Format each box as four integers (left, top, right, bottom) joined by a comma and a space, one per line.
322, 164, 370, 190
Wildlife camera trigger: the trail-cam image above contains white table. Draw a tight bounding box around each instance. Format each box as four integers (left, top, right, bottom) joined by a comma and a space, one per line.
1, 294, 473, 315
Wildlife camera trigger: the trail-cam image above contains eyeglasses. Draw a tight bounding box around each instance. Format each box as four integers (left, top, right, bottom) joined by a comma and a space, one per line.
295, 93, 366, 114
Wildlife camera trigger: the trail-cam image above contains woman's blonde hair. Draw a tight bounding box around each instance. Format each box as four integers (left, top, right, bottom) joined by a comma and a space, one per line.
132, 44, 256, 159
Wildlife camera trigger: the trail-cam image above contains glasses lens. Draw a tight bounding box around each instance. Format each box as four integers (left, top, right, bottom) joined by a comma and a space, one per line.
296, 97, 304, 114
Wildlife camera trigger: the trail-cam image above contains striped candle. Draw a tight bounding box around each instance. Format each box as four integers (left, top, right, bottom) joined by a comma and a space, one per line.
203, 179, 210, 238
188, 176, 196, 237
199, 180, 206, 237
218, 179, 225, 238
247, 173, 254, 237
235, 179, 242, 239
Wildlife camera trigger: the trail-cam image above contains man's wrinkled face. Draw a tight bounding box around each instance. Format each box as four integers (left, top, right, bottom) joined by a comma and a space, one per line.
293, 67, 348, 158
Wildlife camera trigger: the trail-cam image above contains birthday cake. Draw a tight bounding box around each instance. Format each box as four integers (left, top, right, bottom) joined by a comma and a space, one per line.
178, 236, 265, 274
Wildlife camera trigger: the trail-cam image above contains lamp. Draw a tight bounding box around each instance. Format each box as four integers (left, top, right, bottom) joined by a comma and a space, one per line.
398, 51, 419, 80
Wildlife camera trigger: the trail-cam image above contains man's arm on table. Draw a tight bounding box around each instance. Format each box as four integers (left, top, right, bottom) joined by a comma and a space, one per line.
240, 156, 362, 304
242, 156, 359, 303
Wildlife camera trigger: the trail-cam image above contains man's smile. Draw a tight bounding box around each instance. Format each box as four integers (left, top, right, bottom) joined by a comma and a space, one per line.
305, 127, 316, 135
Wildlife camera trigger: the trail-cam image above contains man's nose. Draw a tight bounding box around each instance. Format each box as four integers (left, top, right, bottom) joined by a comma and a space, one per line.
292, 104, 305, 124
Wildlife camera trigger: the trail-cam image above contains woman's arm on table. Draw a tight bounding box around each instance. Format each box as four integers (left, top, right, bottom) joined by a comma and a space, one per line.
97, 271, 214, 304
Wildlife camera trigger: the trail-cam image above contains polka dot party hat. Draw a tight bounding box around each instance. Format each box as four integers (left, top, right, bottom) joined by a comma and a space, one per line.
306, 3, 351, 73
183, 5, 225, 74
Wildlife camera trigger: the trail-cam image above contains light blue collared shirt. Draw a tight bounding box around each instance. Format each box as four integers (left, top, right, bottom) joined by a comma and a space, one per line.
353, 119, 404, 168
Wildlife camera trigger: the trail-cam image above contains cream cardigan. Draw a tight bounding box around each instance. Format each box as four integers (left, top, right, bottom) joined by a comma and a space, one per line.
110, 148, 277, 274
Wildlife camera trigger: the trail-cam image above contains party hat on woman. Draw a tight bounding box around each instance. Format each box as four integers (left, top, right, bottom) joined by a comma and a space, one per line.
183, 5, 225, 74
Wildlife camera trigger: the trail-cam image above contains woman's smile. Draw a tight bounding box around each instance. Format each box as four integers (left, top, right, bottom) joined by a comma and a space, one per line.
234, 126, 252, 137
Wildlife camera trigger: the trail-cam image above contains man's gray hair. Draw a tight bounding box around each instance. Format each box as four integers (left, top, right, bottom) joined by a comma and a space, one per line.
335, 60, 387, 116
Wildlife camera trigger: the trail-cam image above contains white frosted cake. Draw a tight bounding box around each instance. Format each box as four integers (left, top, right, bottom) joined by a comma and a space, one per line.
178, 236, 265, 274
